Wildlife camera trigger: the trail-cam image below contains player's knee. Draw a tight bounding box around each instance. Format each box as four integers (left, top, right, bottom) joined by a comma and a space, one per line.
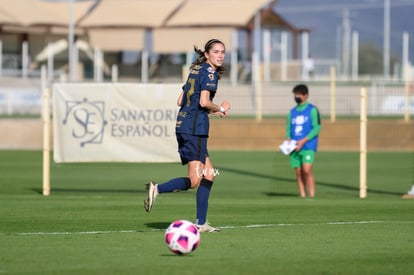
302, 167, 312, 176
183, 177, 192, 190
204, 174, 215, 182
200, 178, 214, 190
189, 176, 201, 189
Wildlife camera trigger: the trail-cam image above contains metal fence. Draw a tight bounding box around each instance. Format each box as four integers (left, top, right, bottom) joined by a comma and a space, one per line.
0, 77, 413, 119
215, 80, 413, 118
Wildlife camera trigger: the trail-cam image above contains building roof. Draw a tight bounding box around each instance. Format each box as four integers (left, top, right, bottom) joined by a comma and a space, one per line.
153, 27, 234, 53
164, 0, 272, 28
0, 0, 302, 53
0, 0, 94, 26
78, 0, 184, 28
0, 0, 94, 34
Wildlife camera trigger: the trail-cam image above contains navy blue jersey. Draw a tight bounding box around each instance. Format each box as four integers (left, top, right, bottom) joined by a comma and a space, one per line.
175, 63, 219, 136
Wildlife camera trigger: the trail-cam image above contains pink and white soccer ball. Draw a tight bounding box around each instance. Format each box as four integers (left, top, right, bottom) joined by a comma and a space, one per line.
165, 220, 200, 255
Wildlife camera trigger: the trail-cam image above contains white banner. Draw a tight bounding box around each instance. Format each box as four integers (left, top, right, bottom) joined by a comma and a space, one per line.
380, 95, 414, 114
53, 83, 181, 163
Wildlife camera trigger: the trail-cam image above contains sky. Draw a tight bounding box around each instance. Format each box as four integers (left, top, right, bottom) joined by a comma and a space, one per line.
275, 0, 414, 63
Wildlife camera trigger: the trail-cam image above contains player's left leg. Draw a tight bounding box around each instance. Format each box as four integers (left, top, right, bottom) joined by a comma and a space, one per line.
196, 156, 219, 232
294, 167, 306, 197
302, 163, 315, 197
301, 150, 316, 197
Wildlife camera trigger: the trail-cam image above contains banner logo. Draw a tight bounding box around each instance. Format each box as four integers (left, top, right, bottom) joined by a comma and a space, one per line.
62, 98, 107, 147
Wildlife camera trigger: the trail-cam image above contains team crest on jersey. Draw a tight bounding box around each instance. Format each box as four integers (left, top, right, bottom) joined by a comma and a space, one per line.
208, 73, 215, 81
207, 66, 215, 73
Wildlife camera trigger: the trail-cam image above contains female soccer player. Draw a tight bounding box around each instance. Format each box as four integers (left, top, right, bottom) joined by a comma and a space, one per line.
144, 39, 230, 232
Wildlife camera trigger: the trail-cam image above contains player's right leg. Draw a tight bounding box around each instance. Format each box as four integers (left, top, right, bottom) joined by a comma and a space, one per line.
196, 223, 220, 233
193, 157, 220, 232
144, 178, 192, 213
301, 163, 315, 197
144, 133, 193, 212
144, 181, 158, 212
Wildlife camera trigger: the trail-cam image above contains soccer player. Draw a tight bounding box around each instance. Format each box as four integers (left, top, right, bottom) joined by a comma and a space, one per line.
144, 39, 230, 232
286, 84, 321, 198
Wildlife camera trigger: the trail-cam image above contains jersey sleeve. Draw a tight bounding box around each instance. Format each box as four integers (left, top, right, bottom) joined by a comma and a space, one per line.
199, 66, 218, 92
286, 112, 292, 139
306, 107, 322, 140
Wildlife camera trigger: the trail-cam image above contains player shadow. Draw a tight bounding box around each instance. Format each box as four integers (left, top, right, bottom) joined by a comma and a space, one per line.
265, 192, 298, 197
316, 181, 403, 196
266, 180, 403, 197
218, 166, 403, 197
145, 222, 171, 230
31, 187, 140, 195
219, 166, 297, 197
160, 253, 196, 257
218, 166, 283, 181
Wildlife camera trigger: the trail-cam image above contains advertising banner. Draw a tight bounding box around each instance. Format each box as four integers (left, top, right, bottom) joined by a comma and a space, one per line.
53, 83, 181, 163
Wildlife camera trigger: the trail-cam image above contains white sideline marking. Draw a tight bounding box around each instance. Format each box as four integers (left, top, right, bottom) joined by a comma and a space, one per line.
0, 221, 391, 236
219, 220, 385, 229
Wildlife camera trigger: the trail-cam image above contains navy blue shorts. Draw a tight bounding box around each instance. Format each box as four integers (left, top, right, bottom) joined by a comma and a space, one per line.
176, 133, 208, 165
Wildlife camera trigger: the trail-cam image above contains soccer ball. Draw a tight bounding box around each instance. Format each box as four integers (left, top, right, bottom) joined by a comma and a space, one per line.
165, 220, 200, 255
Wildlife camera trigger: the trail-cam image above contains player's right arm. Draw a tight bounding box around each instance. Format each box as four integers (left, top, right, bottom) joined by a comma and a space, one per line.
177, 91, 184, 107
286, 112, 292, 139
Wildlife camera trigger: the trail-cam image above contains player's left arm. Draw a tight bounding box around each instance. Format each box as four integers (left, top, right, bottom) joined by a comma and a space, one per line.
306, 106, 322, 140
200, 90, 229, 117
177, 91, 184, 107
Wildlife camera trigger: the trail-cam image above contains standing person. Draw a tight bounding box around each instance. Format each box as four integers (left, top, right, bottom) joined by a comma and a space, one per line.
286, 84, 321, 198
144, 39, 230, 232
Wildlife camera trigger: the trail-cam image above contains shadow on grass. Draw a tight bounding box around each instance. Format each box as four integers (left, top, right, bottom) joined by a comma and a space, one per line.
31, 165, 404, 197
145, 222, 171, 230
265, 192, 297, 197
219, 166, 403, 197
31, 188, 143, 195
161, 253, 197, 257
316, 181, 403, 196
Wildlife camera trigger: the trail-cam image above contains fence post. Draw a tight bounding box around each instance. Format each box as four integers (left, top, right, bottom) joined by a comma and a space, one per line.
359, 87, 367, 198
253, 52, 262, 122
111, 64, 118, 82
330, 66, 336, 122
404, 64, 411, 122
0, 40, 2, 76
141, 50, 148, 83
42, 87, 51, 196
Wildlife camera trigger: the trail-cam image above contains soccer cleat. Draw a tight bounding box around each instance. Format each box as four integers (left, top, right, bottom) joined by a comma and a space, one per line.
408, 185, 414, 195
196, 223, 220, 233
144, 181, 158, 212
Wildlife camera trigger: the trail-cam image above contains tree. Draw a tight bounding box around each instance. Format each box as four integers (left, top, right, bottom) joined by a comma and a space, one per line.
358, 43, 399, 76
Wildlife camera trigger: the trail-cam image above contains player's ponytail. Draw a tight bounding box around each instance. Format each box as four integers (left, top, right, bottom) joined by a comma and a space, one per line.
191, 46, 206, 67
190, 39, 225, 79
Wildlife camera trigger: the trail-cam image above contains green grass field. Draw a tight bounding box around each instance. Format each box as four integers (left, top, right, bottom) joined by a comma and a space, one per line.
1, 150, 413, 274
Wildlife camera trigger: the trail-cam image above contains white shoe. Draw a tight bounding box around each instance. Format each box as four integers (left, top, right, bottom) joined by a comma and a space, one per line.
408, 185, 414, 195
144, 181, 158, 212
196, 223, 220, 233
